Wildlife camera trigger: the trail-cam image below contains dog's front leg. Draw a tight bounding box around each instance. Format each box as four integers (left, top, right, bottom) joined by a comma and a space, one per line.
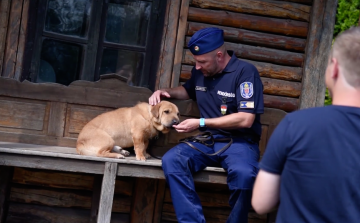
132, 136, 149, 161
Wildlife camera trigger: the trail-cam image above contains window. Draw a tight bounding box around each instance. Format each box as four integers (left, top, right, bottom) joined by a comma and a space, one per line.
22, 0, 164, 90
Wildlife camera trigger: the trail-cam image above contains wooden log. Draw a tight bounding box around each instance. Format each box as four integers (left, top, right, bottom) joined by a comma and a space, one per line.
261, 77, 301, 97
300, 0, 338, 109
264, 94, 298, 112
156, 0, 181, 90
9, 184, 131, 213
181, 60, 303, 82
0, 0, 11, 76
14, 0, 29, 80
97, 162, 118, 223
7, 202, 130, 223
2, 0, 23, 78
171, 0, 190, 88
187, 22, 306, 52
130, 178, 159, 223
190, 0, 311, 22
184, 39, 304, 67
274, 0, 313, 5
0, 166, 14, 223
188, 7, 308, 37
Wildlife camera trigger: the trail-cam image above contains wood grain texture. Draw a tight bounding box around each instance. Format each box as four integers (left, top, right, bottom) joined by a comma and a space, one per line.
2, 0, 23, 78
90, 175, 102, 223
187, 22, 306, 52
7, 202, 130, 223
156, 0, 181, 90
274, 0, 312, 5
0, 166, 14, 223
130, 178, 159, 223
152, 180, 167, 223
264, 94, 298, 112
0, 0, 11, 76
190, 0, 311, 21
188, 7, 309, 37
14, 0, 29, 80
47, 102, 66, 137
171, 0, 190, 88
97, 162, 118, 223
300, 0, 338, 109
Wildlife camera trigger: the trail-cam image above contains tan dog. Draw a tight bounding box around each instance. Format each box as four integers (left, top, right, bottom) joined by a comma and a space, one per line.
76, 101, 180, 161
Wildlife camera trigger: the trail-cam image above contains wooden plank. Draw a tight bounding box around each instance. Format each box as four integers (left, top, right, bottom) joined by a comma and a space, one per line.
97, 162, 118, 223
156, 0, 181, 89
14, 0, 29, 80
299, 0, 338, 109
47, 102, 67, 137
190, 0, 311, 22
90, 175, 102, 223
264, 94, 298, 112
188, 7, 309, 37
181, 61, 303, 82
7, 202, 130, 223
0, 0, 11, 76
274, 0, 313, 5
153, 180, 167, 223
184, 41, 304, 67
130, 178, 159, 223
2, 0, 23, 78
171, 0, 190, 88
0, 99, 47, 131
187, 22, 306, 52
0, 166, 14, 223
261, 77, 301, 98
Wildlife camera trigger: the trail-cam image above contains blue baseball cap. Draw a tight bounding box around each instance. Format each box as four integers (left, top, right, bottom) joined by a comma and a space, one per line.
188, 27, 224, 55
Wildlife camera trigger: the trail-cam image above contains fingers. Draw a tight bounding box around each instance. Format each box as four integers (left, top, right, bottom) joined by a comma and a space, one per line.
161, 92, 171, 98
149, 90, 169, 105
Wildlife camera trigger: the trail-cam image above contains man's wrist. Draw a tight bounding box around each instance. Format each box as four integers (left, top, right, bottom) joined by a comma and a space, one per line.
199, 118, 205, 127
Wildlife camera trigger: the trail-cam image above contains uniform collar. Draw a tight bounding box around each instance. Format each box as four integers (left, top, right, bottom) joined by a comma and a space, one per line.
221, 51, 237, 73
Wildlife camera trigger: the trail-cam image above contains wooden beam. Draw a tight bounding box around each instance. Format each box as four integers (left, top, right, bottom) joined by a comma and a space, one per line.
130, 178, 159, 223
90, 175, 102, 223
155, 0, 181, 90
190, 0, 311, 22
2, 0, 24, 78
264, 94, 299, 112
152, 180, 167, 223
188, 7, 309, 37
0, 0, 11, 76
97, 162, 118, 223
171, 0, 190, 88
274, 0, 313, 5
47, 102, 67, 137
299, 0, 338, 109
0, 166, 14, 223
187, 22, 306, 52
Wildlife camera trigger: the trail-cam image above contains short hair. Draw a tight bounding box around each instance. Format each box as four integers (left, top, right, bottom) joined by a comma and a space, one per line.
332, 26, 360, 87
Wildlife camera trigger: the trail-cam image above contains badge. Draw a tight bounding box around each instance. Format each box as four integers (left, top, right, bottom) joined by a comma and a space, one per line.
240, 82, 253, 99
194, 46, 199, 51
221, 97, 227, 115
240, 101, 254, 109
195, 86, 207, 91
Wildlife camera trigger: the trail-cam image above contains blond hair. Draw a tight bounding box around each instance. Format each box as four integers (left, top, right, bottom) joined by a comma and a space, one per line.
332, 26, 360, 87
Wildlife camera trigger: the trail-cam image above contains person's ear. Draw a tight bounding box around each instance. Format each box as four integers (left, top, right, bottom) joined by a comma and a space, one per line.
331, 58, 339, 79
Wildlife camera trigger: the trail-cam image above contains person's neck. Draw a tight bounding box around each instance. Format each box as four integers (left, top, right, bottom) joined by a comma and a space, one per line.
332, 89, 360, 108
217, 52, 232, 74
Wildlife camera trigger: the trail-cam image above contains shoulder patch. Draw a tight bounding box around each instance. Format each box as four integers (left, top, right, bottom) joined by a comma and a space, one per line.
240, 82, 253, 99
240, 101, 254, 109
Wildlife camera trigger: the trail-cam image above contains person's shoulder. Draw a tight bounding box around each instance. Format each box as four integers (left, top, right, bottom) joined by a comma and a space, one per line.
286, 106, 335, 124
237, 59, 257, 71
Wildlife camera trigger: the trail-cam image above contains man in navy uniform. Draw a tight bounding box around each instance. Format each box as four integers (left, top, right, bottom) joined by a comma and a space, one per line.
149, 27, 264, 222
252, 27, 360, 222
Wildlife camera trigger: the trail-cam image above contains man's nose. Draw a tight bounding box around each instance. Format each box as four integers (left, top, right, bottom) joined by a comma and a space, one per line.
195, 63, 202, 70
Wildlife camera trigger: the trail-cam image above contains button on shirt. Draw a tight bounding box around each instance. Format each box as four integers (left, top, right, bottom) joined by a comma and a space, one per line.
182, 51, 264, 137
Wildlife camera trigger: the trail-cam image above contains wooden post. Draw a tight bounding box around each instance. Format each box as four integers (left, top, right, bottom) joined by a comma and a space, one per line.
97, 162, 118, 223
152, 180, 167, 223
90, 175, 103, 223
0, 166, 14, 223
299, 0, 338, 109
0, 0, 11, 76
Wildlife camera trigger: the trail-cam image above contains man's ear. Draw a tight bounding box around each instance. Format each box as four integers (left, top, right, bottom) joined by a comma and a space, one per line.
151, 102, 161, 119
332, 58, 339, 79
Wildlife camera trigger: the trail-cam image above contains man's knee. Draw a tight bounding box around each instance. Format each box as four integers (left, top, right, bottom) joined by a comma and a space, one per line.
227, 164, 258, 190
162, 145, 188, 174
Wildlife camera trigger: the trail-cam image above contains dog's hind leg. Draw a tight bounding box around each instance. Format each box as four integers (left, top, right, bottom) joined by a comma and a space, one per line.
112, 146, 130, 156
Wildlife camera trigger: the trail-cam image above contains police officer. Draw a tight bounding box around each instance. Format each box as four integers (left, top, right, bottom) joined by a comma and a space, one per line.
149, 27, 264, 223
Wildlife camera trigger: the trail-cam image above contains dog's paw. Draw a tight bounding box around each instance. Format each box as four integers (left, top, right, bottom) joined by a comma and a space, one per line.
121, 150, 130, 156
145, 153, 151, 159
116, 154, 125, 159
136, 155, 146, 161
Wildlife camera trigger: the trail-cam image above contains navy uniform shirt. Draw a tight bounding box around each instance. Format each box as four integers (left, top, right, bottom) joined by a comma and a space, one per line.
183, 51, 264, 138
260, 105, 360, 223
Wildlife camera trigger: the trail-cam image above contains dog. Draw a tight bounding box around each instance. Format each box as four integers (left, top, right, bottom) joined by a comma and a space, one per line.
76, 101, 180, 161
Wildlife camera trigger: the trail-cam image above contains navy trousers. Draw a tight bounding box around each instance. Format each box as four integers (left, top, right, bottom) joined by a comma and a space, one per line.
162, 135, 260, 223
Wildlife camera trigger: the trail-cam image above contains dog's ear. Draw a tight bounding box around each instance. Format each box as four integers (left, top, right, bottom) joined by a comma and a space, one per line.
151, 102, 161, 119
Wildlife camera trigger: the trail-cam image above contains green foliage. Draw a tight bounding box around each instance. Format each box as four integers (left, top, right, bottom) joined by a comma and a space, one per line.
334, 0, 360, 37
324, 89, 332, 106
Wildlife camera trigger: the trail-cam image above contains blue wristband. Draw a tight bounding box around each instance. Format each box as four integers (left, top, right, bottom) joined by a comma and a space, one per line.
199, 118, 205, 127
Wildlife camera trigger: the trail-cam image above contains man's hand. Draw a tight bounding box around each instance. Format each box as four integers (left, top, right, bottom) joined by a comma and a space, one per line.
149, 90, 171, 105
173, 119, 199, 133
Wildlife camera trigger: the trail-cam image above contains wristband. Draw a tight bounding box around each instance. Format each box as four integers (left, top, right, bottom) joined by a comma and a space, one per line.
199, 118, 205, 127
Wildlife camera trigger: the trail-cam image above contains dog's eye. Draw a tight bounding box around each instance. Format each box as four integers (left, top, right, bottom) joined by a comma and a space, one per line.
177, 112, 180, 116
164, 110, 170, 114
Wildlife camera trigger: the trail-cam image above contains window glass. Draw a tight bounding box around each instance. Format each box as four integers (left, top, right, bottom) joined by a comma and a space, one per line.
37, 39, 82, 85
44, 0, 92, 37
100, 48, 144, 87
105, 0, 151, 46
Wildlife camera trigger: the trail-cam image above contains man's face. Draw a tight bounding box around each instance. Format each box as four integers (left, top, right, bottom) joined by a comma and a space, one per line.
193, 52, 219, 77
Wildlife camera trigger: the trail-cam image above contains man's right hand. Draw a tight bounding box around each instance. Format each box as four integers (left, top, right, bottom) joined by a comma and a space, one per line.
149, 90, 171, 105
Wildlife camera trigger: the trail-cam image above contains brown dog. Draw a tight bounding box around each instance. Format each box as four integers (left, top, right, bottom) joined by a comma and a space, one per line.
76, 101, 180, 161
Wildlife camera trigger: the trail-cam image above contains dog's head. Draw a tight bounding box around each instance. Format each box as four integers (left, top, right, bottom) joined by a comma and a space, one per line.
151, 101, 180, 133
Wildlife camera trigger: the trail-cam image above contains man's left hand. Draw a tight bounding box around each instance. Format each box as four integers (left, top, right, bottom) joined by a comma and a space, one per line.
173, 119, 199, 133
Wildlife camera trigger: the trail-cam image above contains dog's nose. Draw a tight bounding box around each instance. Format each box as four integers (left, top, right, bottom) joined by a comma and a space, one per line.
172, 119, 179, 125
